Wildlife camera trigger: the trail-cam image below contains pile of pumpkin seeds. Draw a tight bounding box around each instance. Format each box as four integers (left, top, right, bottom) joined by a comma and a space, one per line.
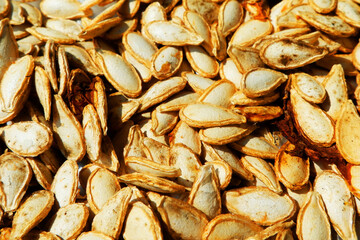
2, 0, 360, 239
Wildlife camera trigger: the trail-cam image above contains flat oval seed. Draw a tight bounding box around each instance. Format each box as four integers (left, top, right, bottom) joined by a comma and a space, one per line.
202, 213, 263, 240
151, 46, 183, 80
242, 156, 282, 194
170, 121, 201, 155
26, 158, 53, 190
10, 190, 54, 239
198, 80, 236, 108
290, 89, 335, 147
0, 55, 33, 113
275, 142, 310, 190
0, 153, 32, 212
26, 27, 76, 44
230, 19, 273, 47
122, 49, 152, 82
48, 203, 89, 240
231, 135, 279, 159
260, 38, 328, 70
51, 160, 78, 208
242, 68, 287, 98
336, 0, 360, 28
1, 121, 52, 157
96, 49, 142, 98
123, 31, 158, 68
228, 46, 265, 73
0, 18, 18, 79
141, 2, 166, 26
321, 64, 348, 121
0, 0, 9, 17
46, 19, 82, 38
224, 186, 296, 226
291, 72, 326, 104
151, 108, 178, 136
199, 124, 257, 145
182, 72, 215, 94
296, 192, 331, 240
231, 91, 280, 106
147, 192, 209, 240
40, 0, 85, 19
34, 66, 51, 121
204, 161, 232, 190
92, 187, 132, 239
314, 171, 357, 240
139, 76, 187, 112
52, 95, 86, 161
220, 58, 243, 89
336, 100, 360, 164
87, 167, 120, 214
185, 45, 219, 78
180, 102, 246, 128
218, 0, 243, 37
309, 0, 336, 13
144, 20, 203, 46
158, 91, 198, 112
298, 11, 356, 37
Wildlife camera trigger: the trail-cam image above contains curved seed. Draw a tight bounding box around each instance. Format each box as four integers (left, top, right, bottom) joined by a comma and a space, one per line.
275, 142, 310, 190
48, 203, 89, 240
336, 0, 360, 28
151, 46, 183, 80
336, 100, 360, 164
26, 27, 76, 44
228, 46, 265, 73
220, 58, 243, 89
218, 0, 243, 37
170, 121, 201, 155
144, 20, 203, 46
202, 213, 263, 240
204, 161, 232, 190
231, 135, 279, 159
78, 231, 114, 240
20, 3, 42, 27
198, 80, 236, 108
96, 49, 142, 98
224, 186, 296, 226
10, 190, 54, 239
231, 91, 280, 106
123, 49, 152, 82
259, 38, 328, 70
230, 19, 273, 47
188, 165, 221, 219
141, 2, 166, 26
290, 89, 335, 147
52, 95, 86, 161
118, 173, 186, 193
0, 153, 32, 212
40, 0, 85, 19
314, 171, 357, 240
184, 45, 219, 78
125, 156, 181, 177
291, 72, 326, 104
182, 72, 215, 94
296, 191, 331, 240
180, 102, 246, 128
309, 0, 336, 13
83, 104, 102, 161
34, 66, 51, 121
26, 158, 53, 190
86, 167, 121, 214
1, 121, 52, 157
242, 68, 287, 98
158, 91, 198, 112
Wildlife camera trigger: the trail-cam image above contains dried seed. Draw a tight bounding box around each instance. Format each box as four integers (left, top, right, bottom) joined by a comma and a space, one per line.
204, 161, 232, 190
144, 20, 203, 46
241, 68, 287, 98
141, 2, 166, 26
0, 0, 9, 17
198, 80, 236, 108
50, 160, 78, 209
151, 46, 183, 80
47, 203, 89, 240
275, 142, 310, 190
233, 106, 283, 122
224, 186, 296, 226
230, 19, 273, 47
296, 191, 331, 240
147, 191, 209, 240
180, 102, 246, 128
20, 3, 42, 27
1, 121, 52, 157
52, 95, 86, 161
182, 72, 215, 94
77, 231, 114, 240
26, 158, 53, 190
86, 167, 121, 214
125, 156, 181, 177
158, 91, 198, 112
83, 104, 102, 161
10, 190, 54, 239
291, 72, 326, 104
202, 213, 263, 240
45, 19, 82, 39
231, 135, 279, 159
218, 0, 243, 37
170, 121, 201, 155
259, 38, 328, 70
123, 31, 158, 68
314, 171, 357, 240
0, 55, 33, 113
199, 124, 257, 145
34, 66, 51, 121
79, 17, 123, 40
298, 11, 356, 37
106, 18, 138, 40
336, 100, 360, 164
0, 153, 32, 212
188, 165, 221, 219
122, 49, 152, 82
228, 46, 265, 73
40, 0, 85, 19
26, 27, 76, 44
290, 89, 335, 147
118, 173, 186, 193
309, 0, 337, 13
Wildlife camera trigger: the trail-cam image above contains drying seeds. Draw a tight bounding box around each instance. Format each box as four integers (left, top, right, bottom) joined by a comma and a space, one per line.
2, 0, 360, 239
